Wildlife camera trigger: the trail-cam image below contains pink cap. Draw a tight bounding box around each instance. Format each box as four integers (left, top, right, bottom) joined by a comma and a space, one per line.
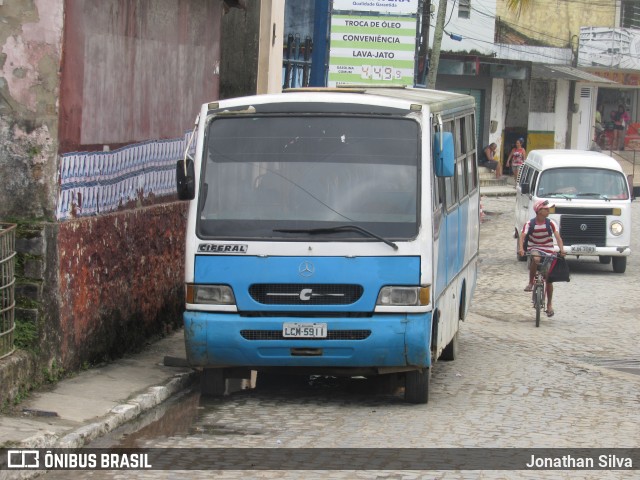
534, 199, 555, 212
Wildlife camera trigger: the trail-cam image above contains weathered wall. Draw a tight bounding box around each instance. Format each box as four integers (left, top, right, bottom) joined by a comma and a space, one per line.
496, 0, 615, 46
55, 202, 187, 369
59, 0, 222, 152
1, 0, 226, 400
220, 3, 260, 99
0, 0, 64, 219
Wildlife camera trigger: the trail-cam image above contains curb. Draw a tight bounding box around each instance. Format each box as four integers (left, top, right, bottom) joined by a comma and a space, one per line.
480, 188, 516, 197
3, 371, 198, 479
21, 371, 197, 450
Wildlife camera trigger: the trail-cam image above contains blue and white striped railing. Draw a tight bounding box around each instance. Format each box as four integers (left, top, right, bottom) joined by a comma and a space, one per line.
56, 131, 195, 220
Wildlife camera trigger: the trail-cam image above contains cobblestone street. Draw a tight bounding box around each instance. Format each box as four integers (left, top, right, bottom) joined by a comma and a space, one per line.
45, 196, 640, 480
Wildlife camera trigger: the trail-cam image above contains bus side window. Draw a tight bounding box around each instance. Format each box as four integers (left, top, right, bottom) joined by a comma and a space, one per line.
457, 160, 467, 200
445, 174, 457, 209
455, 117, 468, 200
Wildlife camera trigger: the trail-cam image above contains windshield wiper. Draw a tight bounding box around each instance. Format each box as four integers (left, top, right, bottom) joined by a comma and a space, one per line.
273, 225, 399, 250
576, 192, 607, 199
546, 192, 573, 200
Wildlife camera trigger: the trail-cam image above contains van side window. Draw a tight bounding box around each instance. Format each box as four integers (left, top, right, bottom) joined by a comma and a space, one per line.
523, 166, 534, 186
518, 166, 529, 185
530, 171, 539, 194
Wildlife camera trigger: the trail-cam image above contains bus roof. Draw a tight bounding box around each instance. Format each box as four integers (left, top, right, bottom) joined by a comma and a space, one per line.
207, 87, 475, 114
525, 149, 624, 173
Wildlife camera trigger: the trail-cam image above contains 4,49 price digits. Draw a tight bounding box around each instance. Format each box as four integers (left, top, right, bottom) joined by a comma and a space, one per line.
361, 65, 402, 81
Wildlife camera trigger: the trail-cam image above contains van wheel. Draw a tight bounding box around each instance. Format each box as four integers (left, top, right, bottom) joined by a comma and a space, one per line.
612, 256, 627, 273
599, 256, 611, 264
201, 368, 226, 397
404, 368, 430, 404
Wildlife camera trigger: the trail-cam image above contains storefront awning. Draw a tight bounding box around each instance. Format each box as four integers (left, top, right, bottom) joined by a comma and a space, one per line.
531, 64, 619, 85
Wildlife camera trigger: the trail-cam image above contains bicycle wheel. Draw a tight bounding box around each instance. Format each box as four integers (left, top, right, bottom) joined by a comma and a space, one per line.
534, 284, 543, 327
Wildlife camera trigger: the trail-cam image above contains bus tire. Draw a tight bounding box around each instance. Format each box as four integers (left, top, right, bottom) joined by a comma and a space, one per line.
201, 368, 226, 397
440, 331, 458, 361
404, 368, 430, 404
612, 256, 627, 273
599, 256, 611, 264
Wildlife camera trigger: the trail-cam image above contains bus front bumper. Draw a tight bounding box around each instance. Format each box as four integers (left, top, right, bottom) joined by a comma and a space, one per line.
183, 312, 431, 371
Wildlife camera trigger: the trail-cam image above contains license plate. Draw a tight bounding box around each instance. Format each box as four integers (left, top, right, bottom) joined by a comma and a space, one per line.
282, 322, 327, 338
571, 244, 596, 254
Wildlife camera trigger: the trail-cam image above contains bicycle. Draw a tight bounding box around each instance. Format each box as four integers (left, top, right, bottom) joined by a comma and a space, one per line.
526, 252, 557, 327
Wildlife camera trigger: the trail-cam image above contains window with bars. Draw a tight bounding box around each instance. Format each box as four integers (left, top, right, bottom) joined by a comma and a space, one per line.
459, 0, 470, 19
622, 0, 640, 29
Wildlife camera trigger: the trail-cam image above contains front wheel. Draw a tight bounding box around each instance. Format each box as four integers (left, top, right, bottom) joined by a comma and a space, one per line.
612, 256, 627, 273
404, 368, 430, 404
533, 284, 544, 327
440, 331, 458, 361
599, 256, 612, 265
201, 368, 226, 397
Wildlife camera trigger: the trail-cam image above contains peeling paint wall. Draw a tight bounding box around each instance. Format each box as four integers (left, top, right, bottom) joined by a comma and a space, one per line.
496, 0, 615, 46
56, 202, 187, 368
220, 3, 260, 99
0, 0, 64, 219
1, 0, 225, 381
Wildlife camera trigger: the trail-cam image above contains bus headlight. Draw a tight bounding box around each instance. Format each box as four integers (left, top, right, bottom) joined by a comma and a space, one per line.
376, 286, 430, 306
610, 221, 623, 236
186, 284, 236, 305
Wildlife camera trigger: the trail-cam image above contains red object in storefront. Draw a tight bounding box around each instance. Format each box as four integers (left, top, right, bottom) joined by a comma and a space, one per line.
624, 123, 640, 150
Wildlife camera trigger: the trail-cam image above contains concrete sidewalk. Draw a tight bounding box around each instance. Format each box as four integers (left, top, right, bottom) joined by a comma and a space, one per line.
0, 329, 195, 449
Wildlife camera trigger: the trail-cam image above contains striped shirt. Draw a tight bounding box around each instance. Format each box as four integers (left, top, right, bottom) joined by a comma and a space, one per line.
522, 219, 558, 254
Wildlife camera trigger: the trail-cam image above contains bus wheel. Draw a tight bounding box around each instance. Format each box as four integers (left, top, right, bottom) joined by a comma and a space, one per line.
404, 368, 430, 404
201, 368, 226, 397
612, 256, 627, 273
440, 331, 458, 361
599, 256, 611, 264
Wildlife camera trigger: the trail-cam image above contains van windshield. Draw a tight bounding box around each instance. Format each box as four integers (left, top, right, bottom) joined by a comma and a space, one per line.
196, 114, 420, 240
536, 168, 629, 200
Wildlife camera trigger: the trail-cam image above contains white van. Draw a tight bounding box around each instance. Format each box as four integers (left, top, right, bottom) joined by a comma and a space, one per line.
514, 149, 632, 273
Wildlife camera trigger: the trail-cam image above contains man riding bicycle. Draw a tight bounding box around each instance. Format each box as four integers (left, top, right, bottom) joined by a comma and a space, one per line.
517, 199, 566, 317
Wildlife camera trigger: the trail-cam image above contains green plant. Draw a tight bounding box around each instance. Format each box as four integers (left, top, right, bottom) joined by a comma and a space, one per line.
27, 145, 41, 158
14, 317, 38, 351
42, 361, 65, 384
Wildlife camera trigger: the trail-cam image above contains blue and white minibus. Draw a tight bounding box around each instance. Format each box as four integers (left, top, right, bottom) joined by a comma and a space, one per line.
176, 86, 479, 403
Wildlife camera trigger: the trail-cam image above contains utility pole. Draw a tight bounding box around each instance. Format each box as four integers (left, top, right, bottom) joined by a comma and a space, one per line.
417, 1, 431, 85
427, 0, 448, 89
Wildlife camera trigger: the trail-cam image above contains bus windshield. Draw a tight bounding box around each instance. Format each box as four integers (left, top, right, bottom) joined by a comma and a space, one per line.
536, 167, 629, 200
197, 115, 420, 240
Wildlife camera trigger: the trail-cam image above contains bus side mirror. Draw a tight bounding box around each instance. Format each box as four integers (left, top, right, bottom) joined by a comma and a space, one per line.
433, 132, 455, 177
176, 156, 195, 200
521, 183, 530, 195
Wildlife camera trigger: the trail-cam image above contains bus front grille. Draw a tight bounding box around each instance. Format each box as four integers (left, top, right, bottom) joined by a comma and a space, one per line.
560, 215, 607, 246
240, 330, 371, 341
249, 284, 363, 305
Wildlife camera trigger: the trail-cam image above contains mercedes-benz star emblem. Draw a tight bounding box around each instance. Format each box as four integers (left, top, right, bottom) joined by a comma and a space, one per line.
298, 261, 315, 277
580, 224, 588, 231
